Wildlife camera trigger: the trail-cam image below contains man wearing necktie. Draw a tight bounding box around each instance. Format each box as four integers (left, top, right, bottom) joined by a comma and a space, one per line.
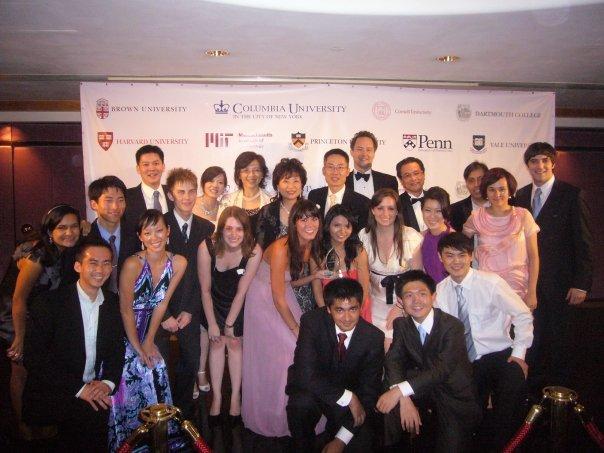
514, 142, 593, 395
157, 168, 215, 420
378, 270, 480, 452
87, 176, 139, 294
286, 278, 384, 453
122, 145, 174, 237
435, 233, 533, 452
345, 130, 399, 199
308, 149, 371, 232
396, 157, 427, 232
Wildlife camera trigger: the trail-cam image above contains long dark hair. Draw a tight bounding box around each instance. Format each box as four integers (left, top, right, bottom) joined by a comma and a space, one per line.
287, 199, 322, 280
36, 204, 81, 266
323, 205, 361, 270
365, 188, 405, 265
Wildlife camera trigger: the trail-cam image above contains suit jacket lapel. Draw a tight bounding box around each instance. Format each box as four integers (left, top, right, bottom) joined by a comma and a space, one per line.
536, 179, 561, 221
404, 316, 424, 363
68, 286, 87, 372
401, 193, 420, 231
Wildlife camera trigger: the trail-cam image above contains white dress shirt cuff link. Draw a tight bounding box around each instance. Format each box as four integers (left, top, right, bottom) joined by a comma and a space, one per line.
102, 380, 116, 393
511, 347, 527, 361
75, 384, 86, 398
335, 426, 354, 445
395, 381, 414, 397
336, 389, 353, 407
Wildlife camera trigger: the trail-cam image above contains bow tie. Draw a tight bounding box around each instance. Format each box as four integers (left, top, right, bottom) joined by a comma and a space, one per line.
410, 197, 424, 204
355, 172, 370, 182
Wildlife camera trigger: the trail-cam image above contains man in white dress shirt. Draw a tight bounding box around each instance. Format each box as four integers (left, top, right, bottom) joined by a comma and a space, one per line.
23, 241, 125, 452
435, 232, 533, 452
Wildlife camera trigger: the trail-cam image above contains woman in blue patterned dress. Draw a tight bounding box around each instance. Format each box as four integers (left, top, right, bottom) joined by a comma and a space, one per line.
108, 210, 187, 451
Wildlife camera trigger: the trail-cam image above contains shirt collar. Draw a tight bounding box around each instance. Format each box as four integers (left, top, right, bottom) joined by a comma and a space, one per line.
412, 308, 434, 334
335, 323, 356, 339
141, 182, 163, 199
451, 267, 474, 291
173, 209, 193, 228
328, 185, 346, 197
406, 190, 425, 200
355, 168, 372, 175
76, 281, 105, 306
532, 175, 555, 199
96, 220, 121, 242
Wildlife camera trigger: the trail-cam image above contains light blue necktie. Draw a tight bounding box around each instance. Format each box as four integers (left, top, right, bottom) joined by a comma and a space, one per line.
153, 190, 162, 212
532, 187, 543, 218
418, 324, 427, 345
455, 285, 477, 362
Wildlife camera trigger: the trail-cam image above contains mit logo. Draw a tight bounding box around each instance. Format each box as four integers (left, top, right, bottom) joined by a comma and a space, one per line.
205, 133, 233, 147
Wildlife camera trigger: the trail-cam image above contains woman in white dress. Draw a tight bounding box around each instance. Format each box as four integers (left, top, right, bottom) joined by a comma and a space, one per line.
358, 188, 422, 351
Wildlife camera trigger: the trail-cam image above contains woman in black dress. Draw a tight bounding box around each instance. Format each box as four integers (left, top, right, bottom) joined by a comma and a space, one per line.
198, 206, 262, 422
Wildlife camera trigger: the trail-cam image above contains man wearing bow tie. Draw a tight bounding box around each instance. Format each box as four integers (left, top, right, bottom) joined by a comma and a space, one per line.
345, 131, 399, 199
396, 157, 427, 232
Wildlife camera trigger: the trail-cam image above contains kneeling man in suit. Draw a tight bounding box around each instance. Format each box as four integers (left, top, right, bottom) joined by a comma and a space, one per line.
286, 278, 384, 453
377, 270, 481, 452
23, 240, 125, 452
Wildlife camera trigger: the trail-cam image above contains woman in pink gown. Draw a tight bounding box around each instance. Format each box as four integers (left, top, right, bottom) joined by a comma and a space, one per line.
242, 200, 326, 437
463, 167, 540, 309
311, 204, 371, 321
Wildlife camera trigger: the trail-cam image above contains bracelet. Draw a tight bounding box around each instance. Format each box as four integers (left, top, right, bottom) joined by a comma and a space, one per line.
225, 322, 234, 328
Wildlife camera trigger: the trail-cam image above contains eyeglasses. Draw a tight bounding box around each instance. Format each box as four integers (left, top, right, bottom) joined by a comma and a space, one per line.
324, 165, 348, 174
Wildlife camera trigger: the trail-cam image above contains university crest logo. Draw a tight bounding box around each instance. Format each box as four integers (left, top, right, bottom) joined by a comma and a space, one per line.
96, 98, 109, 119
97, 131, 113, 151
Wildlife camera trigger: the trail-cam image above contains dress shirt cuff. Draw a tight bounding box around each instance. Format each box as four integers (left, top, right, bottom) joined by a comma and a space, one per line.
102, 380, 116, 393
336, 389, 352, 407
511, 347, 527, 361
394, 381, 414, 397
75, 384, 86, 398
573, 288, 587, 294
335, 426, 354, 445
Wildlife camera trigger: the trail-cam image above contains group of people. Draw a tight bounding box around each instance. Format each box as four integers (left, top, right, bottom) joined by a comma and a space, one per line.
1, 130, 593, 452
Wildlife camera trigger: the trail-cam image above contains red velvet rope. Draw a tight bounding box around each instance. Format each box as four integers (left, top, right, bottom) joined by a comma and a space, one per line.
502, 422, 535, 453
194, 437, 213, 453
584, 421, 604, 450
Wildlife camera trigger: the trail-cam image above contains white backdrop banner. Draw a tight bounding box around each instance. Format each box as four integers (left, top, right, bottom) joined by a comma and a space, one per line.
81, 83, 554, 219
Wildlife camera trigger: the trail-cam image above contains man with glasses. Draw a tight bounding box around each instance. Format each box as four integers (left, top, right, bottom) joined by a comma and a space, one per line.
396, 157, 427, 232
346, 131, 398, 199
308, 148, 370, 231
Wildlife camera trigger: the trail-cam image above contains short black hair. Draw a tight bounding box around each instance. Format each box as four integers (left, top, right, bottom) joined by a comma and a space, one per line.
395, 270, 436, 297
75, 238, 113, 263
272, 158, 307, 192
523, 142, 556, 165
437, 232, 474, 255
480, 167, 517, 199
137, 209, 166, 235
234, 151, 269, 189
421, 186, 451, 221
88, 175, 127, 202
396, 157, 425, 178
323, 148, 349, 165
323, 278, 363, 308
135, 145, 164, 164
463, 161, 489, 181
350, 131, 378, 151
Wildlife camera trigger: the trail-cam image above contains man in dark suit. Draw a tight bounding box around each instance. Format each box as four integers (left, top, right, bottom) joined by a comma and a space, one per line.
286, 278, 384, 453
515, 142, 593, 392
87, 175, 139, 293
377, 270, 481, 452
396, 157, 426, 232
122, 145, 174, 236
23, 240, 125, 452
156, 168, 215, 419
450, 161, 489, 232
345, 130, 398, 199
308, 148, 371, 232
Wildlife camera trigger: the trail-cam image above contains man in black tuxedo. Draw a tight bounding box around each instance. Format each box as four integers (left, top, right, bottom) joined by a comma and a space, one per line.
345, 130, 398, 199
308, 148, 371, 232
23, 240, 125, 452
514, 142, 593, 392
87, 175, 139, 293
286, 278, 384, 453
450, 161, 489, 232
377, 270, 481, 452
156, 168, 215, 419
122, 145, 174, 236
396, 157, 426, 232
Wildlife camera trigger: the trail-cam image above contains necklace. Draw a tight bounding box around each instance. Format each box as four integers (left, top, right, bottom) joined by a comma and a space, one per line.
241, 191, 261, 201
280, 201, 291, 215
198, 197, 218, 216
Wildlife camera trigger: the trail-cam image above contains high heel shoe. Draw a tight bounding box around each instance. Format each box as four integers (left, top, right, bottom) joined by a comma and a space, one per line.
197, 371, 211, 392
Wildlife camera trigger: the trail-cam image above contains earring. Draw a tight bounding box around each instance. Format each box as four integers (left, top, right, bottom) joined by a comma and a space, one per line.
166, 238, 170, 246
141, 242, 145, 250
48, 236, 53, 244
